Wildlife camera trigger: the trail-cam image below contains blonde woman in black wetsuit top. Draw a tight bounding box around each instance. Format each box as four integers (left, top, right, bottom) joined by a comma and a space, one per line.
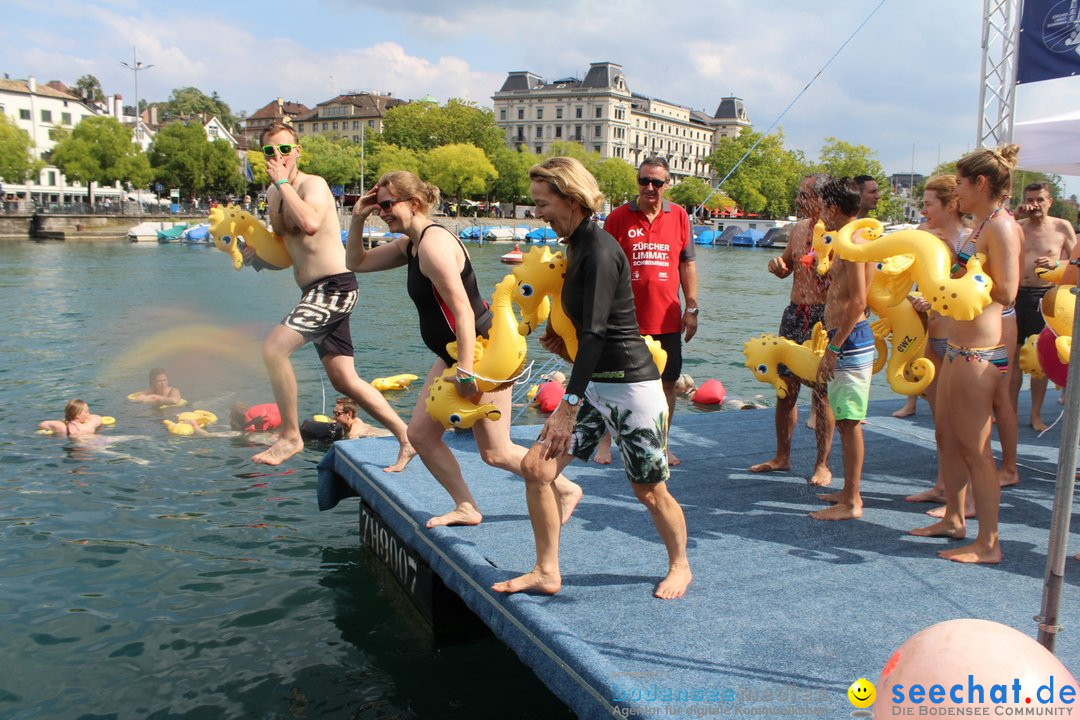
346, 171, 582, 529
491, 157, 691, 600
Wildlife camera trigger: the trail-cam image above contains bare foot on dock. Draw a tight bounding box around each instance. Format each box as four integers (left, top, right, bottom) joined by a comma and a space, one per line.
749, 457, 790, 473
810, 502, 862, 521
892, 397, 917, 418
939, 542, 1001, 564
998, 466, 1020, 487
905, 487, 945, 503
383, 441, 417, 473
556, 480, 583, 525
806, 414, 816, 430
817, 491, 843, 503
1031, 415, 1048, 433
667, 450, 681, 467
593, 444, 612, 465
909, 519, 966, 539
492, 567, 561, 595
252, 437, 304, 466
426, 503, 482, 529
808, 465, 832, 487
926, 500, 975, 519
655, 564, 692, 599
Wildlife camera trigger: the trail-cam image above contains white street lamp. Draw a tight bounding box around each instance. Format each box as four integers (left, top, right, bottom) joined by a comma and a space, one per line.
121, 46, 154, 214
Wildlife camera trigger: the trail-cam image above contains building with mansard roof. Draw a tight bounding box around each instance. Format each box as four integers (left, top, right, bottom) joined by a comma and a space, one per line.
293, 91, 406, 144
492, 62, 751, 182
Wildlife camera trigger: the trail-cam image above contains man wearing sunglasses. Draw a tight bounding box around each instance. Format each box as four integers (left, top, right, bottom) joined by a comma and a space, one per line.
239, 122, 414, 470
601, 157, 698, 466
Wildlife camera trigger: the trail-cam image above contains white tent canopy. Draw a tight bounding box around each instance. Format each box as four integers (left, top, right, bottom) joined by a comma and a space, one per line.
1014, 110, 1080, 177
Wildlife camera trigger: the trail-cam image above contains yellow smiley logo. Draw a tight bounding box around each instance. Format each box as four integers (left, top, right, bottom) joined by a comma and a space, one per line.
848, 678, 876, 708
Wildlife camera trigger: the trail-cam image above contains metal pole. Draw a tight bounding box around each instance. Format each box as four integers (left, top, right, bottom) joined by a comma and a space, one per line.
121, 47, 153, 215
1037, 278, 1080, 651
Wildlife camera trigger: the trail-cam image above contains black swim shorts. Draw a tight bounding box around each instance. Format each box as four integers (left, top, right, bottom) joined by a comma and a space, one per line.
281, 272, 358, 358
1016, 286, 1050, 342
652, 332, 683, 383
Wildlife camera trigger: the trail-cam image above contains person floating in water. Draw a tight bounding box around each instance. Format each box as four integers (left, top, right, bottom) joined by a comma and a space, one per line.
39, 399, 105, 438
128, 367, 183, 406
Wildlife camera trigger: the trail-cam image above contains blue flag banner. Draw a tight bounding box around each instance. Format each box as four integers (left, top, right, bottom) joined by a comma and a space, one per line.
243, 155, 255, 183
1018, 0, 1080, 84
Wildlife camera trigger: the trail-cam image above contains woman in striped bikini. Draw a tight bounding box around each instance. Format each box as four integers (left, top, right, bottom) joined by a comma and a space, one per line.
910, 146, 1021, 564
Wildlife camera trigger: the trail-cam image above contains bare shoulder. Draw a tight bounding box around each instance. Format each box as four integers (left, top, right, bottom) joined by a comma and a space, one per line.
295, 173, 331, 198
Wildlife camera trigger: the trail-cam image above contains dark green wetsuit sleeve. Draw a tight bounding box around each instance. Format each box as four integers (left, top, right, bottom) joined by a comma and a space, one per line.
565, 250, 620, 397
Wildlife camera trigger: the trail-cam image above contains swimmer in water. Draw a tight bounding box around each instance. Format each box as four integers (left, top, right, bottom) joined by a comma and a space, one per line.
38, 399, 105, 438
128, 367, 183, 405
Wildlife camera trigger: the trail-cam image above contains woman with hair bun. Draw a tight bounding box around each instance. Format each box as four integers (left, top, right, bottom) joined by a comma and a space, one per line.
492, 157, 691, 600
910, 146, 1022, 564
346, 170, 581, 529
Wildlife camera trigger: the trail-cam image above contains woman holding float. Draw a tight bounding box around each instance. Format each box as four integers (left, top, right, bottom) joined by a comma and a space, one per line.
345, 171, 581, 529
910, 146, 1021, 564
492, 157, 691, 600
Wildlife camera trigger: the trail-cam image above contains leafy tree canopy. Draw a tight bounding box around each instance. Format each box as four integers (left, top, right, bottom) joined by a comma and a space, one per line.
382, 99, 504, 157
421, 143, 498, 205
50, 115, 151, 187
156, 87, 240, 133
708, 129, 806, 218
73, 74, 105, 103
0, 113, 42, 183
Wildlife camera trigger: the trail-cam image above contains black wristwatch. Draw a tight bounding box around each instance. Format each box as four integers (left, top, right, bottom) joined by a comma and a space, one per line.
684, 307, 700, 316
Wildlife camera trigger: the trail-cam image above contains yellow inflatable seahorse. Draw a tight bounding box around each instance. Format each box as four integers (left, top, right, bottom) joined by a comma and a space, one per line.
372, 374, 419, 392
1043, 284, 1076, 364
743, 322, 829, 398
510, 245, 668, 374
208, 205, 292, 271
867, 255, 934, 395
1018, 333, 1045, 378
425, 274, 528, 429
163, 410, 218, 436
815, 219, 993, 321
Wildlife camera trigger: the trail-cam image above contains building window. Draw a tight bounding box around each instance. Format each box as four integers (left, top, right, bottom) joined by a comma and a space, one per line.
574, 125, 583, 141
48, 170, 56, 185
517, 126, 525, 141
536, 126, 543, 139
536, 108, 543, 120
595, 107, 602, 119
555, 126, 562, 138
61, 112, 72, 125
518, 108, 525, 120
594, 126, 602, 138
535, 145, 542, 154
209, 126, 218, 137
19, 108, 29, 120
41, 109, 52, 122
322, 122, 328, 130
332, 121, 338, 130
593, 145, 601, 153
500, 109, 506, 120
556, 107, 563, 119
353, 135, 359, 142
353, 121, 359, 130
576, 107, 583, 119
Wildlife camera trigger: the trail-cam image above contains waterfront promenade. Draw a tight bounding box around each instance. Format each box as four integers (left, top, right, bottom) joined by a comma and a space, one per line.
318, 395, 1080, 719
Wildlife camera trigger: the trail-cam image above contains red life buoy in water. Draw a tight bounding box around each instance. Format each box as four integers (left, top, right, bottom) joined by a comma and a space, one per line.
533, 381, 565, 413
692, 379, 725, 405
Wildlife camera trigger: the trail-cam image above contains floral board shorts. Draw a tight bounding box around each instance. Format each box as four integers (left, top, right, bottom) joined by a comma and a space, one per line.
569, 379, 670, 484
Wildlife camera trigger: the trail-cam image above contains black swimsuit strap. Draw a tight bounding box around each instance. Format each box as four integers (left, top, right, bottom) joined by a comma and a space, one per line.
410, 223, 470, 260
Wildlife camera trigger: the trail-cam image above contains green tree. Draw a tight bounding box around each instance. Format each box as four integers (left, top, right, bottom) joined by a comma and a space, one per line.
593, 157, 637, 207
544, 141, 601, 173
50, 115, 151, 187
666, 177, 735, 215
297, 135, 363, 187
708, 129, 805, 217
246, 150, 269, 186
367, 143, 422, 182
490, 146, 538, 207
814, 137, 886, 180
421, 143, 498, 211
382, 99, 504, 157
148, 122, 212, 197
205, 139, 243, 195
0, 114, 42, 182
157, 87, 240, 132
73, 74, 105, 103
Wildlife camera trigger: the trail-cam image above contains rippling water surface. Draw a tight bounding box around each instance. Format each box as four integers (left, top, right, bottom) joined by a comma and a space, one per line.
0, 239, 796, 719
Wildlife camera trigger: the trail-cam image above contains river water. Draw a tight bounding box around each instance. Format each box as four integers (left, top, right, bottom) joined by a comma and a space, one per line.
0, 238, 826, 719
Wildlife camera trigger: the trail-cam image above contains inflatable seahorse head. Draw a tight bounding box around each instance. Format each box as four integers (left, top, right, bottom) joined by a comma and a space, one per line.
809, 221, 834, 276
512, 246, 566, 335
642, 335, 669, 377
208, 206, 292, 271
743, 323, 828, 398
1042, 284, 1076, 363
424, 372, 502, 430
473, 274, 529, 392
1019, 333, 1045, 378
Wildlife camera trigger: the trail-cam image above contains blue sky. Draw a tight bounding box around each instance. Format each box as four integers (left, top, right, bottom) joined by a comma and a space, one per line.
4, 0, 1079, 192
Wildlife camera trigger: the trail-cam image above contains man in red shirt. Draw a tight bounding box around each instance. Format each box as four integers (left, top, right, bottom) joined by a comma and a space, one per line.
600, 157, 699, 465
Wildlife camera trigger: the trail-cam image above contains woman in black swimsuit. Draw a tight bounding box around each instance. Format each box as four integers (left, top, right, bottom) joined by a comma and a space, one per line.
346, 171, 581, 529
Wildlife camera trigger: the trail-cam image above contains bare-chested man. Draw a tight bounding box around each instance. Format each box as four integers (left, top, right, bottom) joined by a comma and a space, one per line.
243, 121, 413, 468
1017, 183, 1077, 431
855, 175, 880, 219
750, 174, 834, 485
129, 367, 183, 406
812, 178, 875, 521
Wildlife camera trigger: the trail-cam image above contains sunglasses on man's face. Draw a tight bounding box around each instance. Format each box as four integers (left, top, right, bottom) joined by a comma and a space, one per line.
262, 144, 296, 157
637, 177, 666, 188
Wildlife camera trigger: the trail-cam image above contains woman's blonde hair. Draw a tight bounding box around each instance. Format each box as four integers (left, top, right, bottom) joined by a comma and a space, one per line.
924, 174, 963, 218
528, 157, 605, 214
956, 144, 1019, 201
64, 399, 88, 422
376, 171, 441, 215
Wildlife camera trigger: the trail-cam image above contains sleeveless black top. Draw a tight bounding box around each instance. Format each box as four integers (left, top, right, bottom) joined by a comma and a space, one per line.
406, 224, 492, 366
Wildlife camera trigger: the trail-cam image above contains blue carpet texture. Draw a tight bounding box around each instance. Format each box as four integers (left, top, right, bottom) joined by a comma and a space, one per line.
317, 397, 1080, 719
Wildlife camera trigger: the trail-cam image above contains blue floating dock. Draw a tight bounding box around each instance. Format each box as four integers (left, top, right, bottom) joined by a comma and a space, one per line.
317, 398, 1080, 718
